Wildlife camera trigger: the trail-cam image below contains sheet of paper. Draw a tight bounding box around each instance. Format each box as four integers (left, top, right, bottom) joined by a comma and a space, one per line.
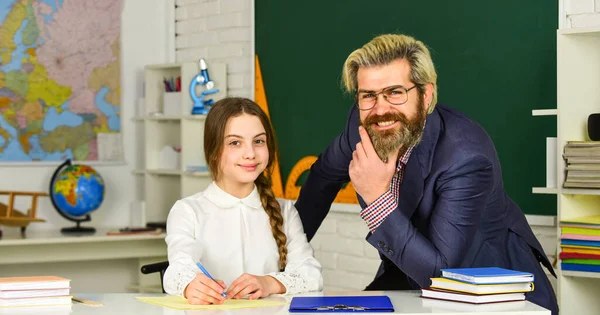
97, 132, 124, 161
136, 296, 287, 310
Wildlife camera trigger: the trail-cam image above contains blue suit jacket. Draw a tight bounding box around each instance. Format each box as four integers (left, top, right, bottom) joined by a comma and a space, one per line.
295, 104, 558, 314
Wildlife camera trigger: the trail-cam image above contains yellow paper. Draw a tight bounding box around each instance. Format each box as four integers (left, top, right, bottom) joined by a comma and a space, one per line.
561, 215, 600, 225
136, 296, 287, 310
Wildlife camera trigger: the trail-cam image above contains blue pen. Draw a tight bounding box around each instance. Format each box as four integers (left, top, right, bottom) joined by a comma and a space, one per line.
196, 262, 227, 298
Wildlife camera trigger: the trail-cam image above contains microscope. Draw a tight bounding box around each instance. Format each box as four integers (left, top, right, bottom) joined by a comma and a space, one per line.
189, 59, 219, 115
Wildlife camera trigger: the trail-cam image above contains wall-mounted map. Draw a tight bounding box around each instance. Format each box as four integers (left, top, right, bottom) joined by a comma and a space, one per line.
0, 0, 122, 162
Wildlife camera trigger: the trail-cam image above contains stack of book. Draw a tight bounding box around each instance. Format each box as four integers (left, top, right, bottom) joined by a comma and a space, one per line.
560, 215, 600, 273
0, 276, 72, 312
563, 141, 600, 189
420, 267, 534, 304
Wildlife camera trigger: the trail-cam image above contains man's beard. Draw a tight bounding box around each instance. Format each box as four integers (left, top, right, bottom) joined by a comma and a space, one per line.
361, 98, 427, 161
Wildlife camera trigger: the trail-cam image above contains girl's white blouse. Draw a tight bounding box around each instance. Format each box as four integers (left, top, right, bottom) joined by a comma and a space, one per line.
163, 182, 323, 296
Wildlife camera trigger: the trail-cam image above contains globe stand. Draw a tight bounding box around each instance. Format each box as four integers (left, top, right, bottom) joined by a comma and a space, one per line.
60, 219, 96, 234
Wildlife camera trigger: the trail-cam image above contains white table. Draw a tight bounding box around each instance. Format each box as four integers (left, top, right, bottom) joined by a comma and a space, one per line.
0, 229, 167, 292
46, 291, 551, 314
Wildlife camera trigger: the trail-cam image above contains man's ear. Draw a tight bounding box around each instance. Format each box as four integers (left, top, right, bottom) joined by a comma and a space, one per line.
423, 83, 434, 112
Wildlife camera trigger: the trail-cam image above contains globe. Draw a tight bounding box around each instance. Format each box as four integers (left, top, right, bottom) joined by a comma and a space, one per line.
49, 159, 105, 234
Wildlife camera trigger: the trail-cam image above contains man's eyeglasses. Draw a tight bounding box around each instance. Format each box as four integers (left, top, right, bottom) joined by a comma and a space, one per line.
355, 85, 418, 111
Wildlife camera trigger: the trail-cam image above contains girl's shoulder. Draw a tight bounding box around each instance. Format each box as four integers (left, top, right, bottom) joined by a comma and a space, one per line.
178, 190, 207, 204
171, 190, 213, 214
275, 198, 299, 219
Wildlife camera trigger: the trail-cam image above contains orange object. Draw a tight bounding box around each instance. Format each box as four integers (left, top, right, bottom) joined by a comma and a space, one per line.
255, 55, 284, 198
255, 55, 358, 204
284, 156, 358, 204
0, 191, 48, 227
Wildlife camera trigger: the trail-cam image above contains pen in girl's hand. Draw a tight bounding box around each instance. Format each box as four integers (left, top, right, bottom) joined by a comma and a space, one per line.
196, 262, 227, 297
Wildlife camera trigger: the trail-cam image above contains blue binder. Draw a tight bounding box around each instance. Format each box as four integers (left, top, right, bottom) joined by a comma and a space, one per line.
289, 295, 394, 312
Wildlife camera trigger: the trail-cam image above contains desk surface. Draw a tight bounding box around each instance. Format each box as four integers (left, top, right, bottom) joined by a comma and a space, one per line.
26, 291, 549, 315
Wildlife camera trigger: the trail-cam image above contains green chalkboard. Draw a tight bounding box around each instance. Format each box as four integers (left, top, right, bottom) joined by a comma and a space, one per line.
255, 1, 557, 215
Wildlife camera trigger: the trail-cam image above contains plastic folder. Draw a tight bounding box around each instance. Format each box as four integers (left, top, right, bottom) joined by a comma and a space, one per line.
289, 295, 394, 312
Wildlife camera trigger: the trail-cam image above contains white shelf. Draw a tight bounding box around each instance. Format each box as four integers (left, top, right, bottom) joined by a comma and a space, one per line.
182, 171, 211, 177
532, 109, 558, 116
183, 115, 207, 121
145, 62, 184, 69
132, 169, 145, 175
558, 26, 600, 36
143, 115, 182, 121
532, 187, 558, 194
146, 169, 181, 176
561, 188, 600, 196
138, 61, 227, 223
561, 271, 600, 279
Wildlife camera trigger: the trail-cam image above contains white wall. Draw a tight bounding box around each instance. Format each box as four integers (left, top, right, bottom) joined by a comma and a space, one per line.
174, 0, 253, 99
564, 0, 600, 28
0, 0, 171, 235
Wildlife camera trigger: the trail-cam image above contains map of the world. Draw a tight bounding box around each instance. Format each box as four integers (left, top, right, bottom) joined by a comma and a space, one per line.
0, 0, 121, 161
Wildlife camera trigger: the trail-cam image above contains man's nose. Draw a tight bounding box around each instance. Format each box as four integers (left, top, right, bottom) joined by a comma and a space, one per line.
372, 94, 393, 115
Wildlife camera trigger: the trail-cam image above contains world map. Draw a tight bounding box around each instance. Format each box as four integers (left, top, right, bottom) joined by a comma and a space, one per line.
0, 0, 121, 161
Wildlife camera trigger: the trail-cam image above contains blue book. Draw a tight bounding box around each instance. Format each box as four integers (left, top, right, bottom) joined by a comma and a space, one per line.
440, 267, 534, 284
289, 296, 394, 312
561, 239, 600, 247
562, 263, 600, 273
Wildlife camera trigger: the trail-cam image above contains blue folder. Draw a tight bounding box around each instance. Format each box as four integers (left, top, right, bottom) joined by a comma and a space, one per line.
289, 295, 394, 312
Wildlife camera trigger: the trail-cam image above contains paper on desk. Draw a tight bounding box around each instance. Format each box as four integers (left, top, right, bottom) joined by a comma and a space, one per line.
136, 296, 287, 310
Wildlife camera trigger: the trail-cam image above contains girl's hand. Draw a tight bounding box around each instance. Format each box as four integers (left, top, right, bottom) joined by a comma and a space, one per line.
226, 273, 285, 300
184, 273, 227, 305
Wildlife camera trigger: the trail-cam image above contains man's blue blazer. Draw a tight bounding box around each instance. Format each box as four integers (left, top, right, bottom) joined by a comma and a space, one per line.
295, 104, 558, 314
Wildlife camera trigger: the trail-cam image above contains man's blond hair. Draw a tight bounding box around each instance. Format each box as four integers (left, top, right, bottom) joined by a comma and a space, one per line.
342, 34, 438, 113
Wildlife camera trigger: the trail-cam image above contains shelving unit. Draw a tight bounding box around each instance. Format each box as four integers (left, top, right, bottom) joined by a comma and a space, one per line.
532, 109, 558, 116
531, 187, 558, 194
133, 61, 227, 224
554, 26, 600, 315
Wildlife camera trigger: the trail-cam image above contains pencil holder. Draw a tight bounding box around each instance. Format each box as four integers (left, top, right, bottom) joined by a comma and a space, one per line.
163, 92, 181, 116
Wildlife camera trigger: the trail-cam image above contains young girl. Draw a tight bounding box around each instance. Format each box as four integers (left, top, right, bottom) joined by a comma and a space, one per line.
163, 97, 323, 304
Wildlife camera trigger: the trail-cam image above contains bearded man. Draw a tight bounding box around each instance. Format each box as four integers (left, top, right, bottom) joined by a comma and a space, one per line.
294, 33, 558, 315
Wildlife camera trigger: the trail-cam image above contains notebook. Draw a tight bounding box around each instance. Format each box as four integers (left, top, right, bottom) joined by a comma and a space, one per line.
0, 289, 70, 299
420, 296, 529, 313
0, 295, 72, 307
440, 267, 534, 284
421, 288, 526, 304
289, 296, 394, 312
0, 277, 70, 291
430, 278, 534, 295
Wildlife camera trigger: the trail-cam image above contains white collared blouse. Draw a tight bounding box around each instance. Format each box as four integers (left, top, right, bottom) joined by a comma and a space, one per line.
163, 181, 323, 297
